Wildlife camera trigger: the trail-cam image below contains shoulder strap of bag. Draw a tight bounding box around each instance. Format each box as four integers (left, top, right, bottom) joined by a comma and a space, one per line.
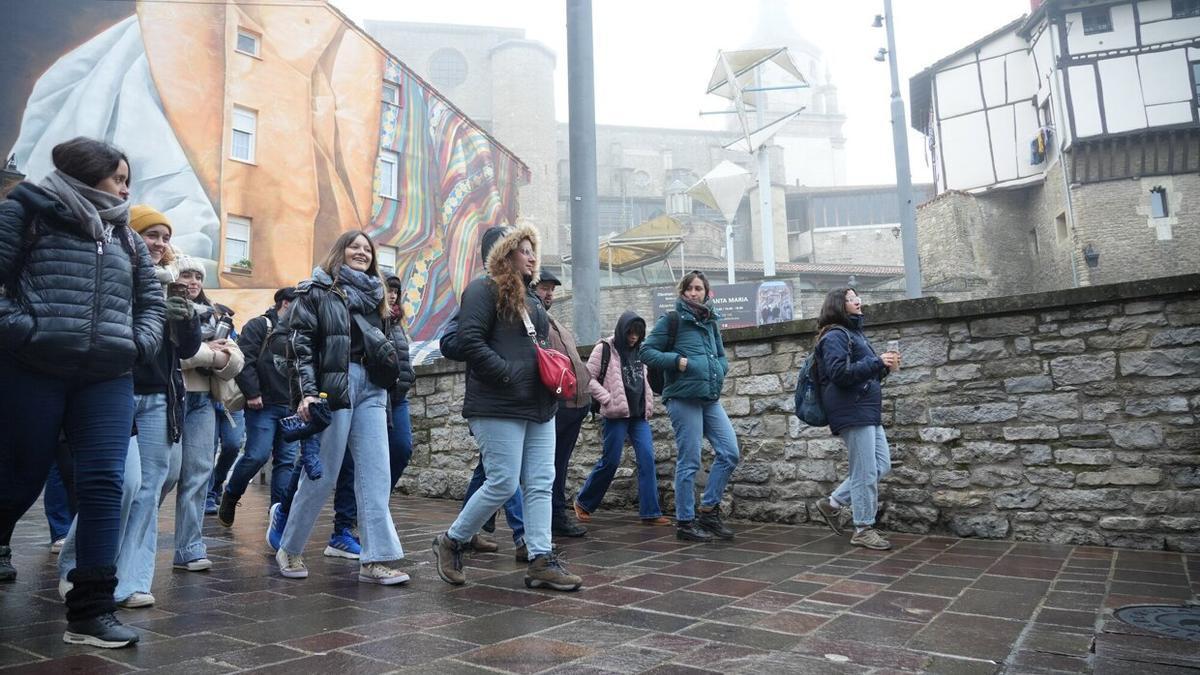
665, 311, 679, 351
257, 315, 273, 360
519, 307, 538, 343
598, 341, 611, 381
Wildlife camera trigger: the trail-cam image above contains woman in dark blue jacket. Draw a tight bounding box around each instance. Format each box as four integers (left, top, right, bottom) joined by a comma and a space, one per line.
641, 271, 740, 543
0, 137, 164, 648
809, 287, 899, 551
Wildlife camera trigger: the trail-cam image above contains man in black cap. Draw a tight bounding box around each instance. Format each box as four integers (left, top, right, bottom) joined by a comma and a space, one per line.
532, 271, 591, 538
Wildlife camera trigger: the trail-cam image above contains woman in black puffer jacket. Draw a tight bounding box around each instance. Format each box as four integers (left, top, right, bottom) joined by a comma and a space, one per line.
274, 230, 407, 586
0, 137, 164, 648
384, 275, 416, 488
431, 224, 580, 593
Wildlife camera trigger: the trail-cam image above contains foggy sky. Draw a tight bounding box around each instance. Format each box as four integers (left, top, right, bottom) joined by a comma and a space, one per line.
332, 0, 1031, 187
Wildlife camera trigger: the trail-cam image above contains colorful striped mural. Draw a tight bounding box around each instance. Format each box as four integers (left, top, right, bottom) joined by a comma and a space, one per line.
367, 59, 526, 345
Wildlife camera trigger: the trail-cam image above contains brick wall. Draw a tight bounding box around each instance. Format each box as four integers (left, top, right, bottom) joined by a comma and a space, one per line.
402, 274, 1200, 551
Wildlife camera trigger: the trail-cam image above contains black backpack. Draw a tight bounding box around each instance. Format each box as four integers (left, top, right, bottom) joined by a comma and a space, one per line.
646, 311, 680, 395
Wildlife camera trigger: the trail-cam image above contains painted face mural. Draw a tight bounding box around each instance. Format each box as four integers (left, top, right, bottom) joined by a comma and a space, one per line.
5, 1, 528, 360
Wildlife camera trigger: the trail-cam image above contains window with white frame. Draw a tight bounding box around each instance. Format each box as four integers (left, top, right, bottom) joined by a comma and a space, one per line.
382, 82, 400, 105
231, 107, 257, 163
376, 244, 398, 276
225, 216, 251, 268
377, 149, 399, 199
235, 28, 260, 57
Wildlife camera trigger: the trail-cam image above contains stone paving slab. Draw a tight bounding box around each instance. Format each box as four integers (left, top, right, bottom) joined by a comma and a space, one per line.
2, 487, 1198, 674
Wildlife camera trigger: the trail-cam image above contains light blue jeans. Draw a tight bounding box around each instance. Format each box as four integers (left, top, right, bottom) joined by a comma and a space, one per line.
162, 392, 215, 564
449, 417, 555, 558
58, 436, 142, 599
665, 398, 741, 523
280, 364, 403, 564
831, 425, 891, 528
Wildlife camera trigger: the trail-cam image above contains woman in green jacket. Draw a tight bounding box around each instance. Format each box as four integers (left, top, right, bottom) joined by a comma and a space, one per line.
641, 271, 740, 542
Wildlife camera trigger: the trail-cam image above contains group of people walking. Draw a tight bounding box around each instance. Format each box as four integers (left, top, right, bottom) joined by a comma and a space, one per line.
0, 137, 901, 651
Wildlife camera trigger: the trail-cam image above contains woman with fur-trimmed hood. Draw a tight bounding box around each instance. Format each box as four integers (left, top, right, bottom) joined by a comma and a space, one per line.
432, 224, 582, 592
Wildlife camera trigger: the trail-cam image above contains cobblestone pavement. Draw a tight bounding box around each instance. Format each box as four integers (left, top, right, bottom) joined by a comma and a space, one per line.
2, 487, 1197, 674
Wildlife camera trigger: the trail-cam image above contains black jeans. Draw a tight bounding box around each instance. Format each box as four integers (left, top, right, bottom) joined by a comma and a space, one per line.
552, 405, 589, 513
0, 356, 133, 570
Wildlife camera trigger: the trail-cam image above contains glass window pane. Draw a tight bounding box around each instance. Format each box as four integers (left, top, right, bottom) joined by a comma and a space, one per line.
232, 131, 251, 161
236, 31, 258, 55
224, 240, 247, 266
382, 83, 399, 104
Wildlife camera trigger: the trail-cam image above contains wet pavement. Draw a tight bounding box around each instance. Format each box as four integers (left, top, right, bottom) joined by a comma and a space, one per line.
2, 486, 1198, 674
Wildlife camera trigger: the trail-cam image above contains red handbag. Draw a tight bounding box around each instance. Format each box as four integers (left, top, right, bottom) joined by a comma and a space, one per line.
521, 309, 577, 400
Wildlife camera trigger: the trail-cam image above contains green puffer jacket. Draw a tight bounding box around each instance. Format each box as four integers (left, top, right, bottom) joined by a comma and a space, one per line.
640, 298, 729, 402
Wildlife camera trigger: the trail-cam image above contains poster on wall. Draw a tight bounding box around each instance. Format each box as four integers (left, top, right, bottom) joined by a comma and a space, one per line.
652, 280, 795, 329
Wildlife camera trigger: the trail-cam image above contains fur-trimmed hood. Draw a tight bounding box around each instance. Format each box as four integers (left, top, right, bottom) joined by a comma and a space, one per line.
483, 223, 541, 283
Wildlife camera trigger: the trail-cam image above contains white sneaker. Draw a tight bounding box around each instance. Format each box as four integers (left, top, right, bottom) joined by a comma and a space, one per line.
276, 549, 308, 579
58, 577, 73, 601
172, 558, 212, 572
358, 562, 410, 585
117, 592, 155, 608
50, 538, 65, 554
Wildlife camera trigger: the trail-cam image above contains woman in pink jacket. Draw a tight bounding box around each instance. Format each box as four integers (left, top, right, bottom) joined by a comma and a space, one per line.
574, 311, 670, 525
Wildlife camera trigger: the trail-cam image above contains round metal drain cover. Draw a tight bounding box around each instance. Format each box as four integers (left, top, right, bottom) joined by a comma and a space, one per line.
1114, 604, 1200, 641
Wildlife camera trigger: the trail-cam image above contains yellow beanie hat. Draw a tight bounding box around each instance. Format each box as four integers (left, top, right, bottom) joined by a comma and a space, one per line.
130, 204, 172, 235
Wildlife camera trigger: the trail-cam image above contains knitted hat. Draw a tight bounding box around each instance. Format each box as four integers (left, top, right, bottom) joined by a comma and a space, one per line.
129, 204, 171, 235
173, 254, 205, 280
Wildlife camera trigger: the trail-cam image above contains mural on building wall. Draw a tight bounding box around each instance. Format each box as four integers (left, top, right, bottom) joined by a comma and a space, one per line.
4, 1, 527, 352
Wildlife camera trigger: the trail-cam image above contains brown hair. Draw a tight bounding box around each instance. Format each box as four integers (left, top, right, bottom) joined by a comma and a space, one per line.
816, 287, 856, 342
492, 237, 533, 322
678, 270, 711, 298
318, 230, 390, 318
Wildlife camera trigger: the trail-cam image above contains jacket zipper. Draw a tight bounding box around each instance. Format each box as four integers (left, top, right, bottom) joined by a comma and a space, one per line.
90, 240, 103, 349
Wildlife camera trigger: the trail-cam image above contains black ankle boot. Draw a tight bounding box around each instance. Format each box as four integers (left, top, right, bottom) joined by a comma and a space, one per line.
697, 506, 734, 540
552, 510, 587, 538
676, 520, 714, 542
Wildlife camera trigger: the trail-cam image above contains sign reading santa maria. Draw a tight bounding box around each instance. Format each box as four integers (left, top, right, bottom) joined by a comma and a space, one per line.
652, 280, 794, 329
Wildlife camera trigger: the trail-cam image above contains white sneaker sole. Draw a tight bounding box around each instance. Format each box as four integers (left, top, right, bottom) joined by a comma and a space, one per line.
62, 631, 137, 649
278, 567, 308, 579
323, 545, 361, 560
172, 560, 212, 572
117, 594, 155, 609
358, 572, 410, 585
524, 577, 582, 591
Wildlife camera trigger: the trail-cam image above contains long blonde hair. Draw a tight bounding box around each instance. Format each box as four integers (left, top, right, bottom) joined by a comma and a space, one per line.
318, 230, 390, 319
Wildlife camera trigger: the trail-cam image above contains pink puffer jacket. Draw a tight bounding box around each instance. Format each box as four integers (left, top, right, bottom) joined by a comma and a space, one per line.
586, 337, 653, 419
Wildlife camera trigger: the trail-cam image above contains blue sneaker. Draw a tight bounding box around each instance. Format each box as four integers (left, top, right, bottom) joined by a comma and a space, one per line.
204, 492, 219, 516
324, 528, 361, 559
266, 502, 286, 553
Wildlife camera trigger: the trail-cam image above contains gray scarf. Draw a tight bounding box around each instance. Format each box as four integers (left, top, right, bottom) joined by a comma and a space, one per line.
39, 170, 130, 243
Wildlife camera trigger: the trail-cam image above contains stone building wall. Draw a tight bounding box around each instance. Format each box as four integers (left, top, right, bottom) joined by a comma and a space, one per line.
401, 274, 1200, 551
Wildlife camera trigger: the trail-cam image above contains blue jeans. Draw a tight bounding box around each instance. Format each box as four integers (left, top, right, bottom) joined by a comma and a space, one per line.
44, 462, 74, 542
225, 404, 298, 504
577, 417, 662, 519
553, 406, 589, 513
58, 439, 140, 591
209, 406, 244, 497
389, 398, 413, 487
665, 399, 740, 523
0, 356, 132, 571
162, 392, 215, 564
830, 425, 891, 528
449, 417, 554, 557
280, 364, 402, 563
61, 394, 175, 600
464, 459, 525, 545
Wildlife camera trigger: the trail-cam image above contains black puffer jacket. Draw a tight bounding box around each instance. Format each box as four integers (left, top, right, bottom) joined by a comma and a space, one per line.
133, 311, 202, 443
457, 277, 557, 423
236, 309, 292, 406
283, 274, 353, 410
0, 183, 165, 382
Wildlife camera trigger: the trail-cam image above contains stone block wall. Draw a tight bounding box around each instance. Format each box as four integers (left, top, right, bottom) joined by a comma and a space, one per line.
402, 274, 1200, 551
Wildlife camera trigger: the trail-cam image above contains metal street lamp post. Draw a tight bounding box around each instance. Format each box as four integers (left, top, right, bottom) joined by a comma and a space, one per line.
876, 0, 923, 298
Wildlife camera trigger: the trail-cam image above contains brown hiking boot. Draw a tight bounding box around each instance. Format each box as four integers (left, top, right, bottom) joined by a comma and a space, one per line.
524, 553, 582, 591
469, 533, 499, 553
432, 534, 466, 585
812, 499, 844, 536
